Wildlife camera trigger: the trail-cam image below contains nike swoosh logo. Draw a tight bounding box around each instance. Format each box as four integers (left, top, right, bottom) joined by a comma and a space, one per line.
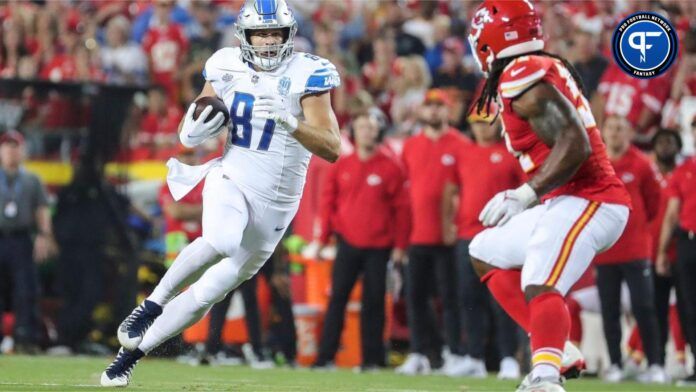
510, 67, 526, 77
274, 227, 285, 232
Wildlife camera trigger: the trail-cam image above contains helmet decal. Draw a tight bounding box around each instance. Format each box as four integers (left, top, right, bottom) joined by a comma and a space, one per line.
467, 1, 545, 74
470, 7, 493, 41
255, 0, 278, 21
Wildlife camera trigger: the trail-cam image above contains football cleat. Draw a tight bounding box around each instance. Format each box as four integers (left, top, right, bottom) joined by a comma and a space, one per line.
100, 347, 144, 387
637, 364, 670, 384
117, 300, 162, 351
395, 353, 431, 375
516, 374, 566, 392
560, 341, 586, 380
602, 364, 623, 383
498, 356, 521, 380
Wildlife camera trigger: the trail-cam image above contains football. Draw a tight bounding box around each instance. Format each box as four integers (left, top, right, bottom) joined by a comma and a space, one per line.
193, 96, 230, 126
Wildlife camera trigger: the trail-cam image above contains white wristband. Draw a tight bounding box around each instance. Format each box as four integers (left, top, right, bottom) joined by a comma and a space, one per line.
286, 115, 299, 134
514, 183, 538, 207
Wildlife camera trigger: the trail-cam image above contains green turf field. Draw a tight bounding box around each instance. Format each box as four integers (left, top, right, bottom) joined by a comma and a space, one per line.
0, 355, 690, 391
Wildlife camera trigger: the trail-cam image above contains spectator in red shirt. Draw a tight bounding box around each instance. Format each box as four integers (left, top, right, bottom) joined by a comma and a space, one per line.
658, 119, 696, 386
141, 0, 188, 102
593, 62, 672, 146
396, 89, 469, 375
441, 105, 525, 379
594, 115, 666, 382
39, 24, 78, 82
138, 85, 183, 160
626, 128, 689, 375
314, 110, 409, 371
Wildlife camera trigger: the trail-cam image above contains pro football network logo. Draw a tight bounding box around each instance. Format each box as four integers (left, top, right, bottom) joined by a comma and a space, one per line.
612, 12, 678, 78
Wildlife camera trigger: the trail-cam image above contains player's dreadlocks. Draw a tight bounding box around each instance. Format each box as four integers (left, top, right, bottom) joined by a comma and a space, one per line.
475, 51, 587, 116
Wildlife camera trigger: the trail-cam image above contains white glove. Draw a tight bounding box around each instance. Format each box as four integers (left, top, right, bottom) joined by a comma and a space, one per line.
179, 103, 226, 148
253, 95, 299, 133
479, 183, 538, 227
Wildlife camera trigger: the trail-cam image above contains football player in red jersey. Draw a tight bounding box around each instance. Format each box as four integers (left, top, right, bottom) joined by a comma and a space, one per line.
466, 2, 632, 391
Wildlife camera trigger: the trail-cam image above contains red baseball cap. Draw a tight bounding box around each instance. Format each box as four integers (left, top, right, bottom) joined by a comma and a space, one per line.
0, 130, 25, 145
423, 89, 453, 108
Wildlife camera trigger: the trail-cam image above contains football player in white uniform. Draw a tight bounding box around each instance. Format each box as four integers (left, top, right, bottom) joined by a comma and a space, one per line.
101, 0, 340, 386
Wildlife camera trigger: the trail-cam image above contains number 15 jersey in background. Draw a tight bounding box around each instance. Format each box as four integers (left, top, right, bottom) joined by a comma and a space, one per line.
203, 47, 340, 203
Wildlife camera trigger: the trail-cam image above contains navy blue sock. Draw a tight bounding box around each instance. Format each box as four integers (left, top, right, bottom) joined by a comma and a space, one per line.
143, 300, 163, 316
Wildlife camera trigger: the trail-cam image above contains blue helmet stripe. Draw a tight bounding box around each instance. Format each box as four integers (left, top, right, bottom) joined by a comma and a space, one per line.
256, 0, 277, 21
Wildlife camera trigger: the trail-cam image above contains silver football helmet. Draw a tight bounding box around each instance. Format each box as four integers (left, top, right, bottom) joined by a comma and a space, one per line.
235, 0, 298, 71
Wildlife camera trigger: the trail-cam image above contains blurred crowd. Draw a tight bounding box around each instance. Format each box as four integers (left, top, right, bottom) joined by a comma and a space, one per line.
1, 0, 696, 385
1, 0, 692, 158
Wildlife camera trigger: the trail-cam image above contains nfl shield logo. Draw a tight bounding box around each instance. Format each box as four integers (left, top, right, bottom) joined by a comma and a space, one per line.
278, 76, 291, 96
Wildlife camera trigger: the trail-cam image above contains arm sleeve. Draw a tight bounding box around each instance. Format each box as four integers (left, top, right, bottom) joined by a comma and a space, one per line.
666, 168, 682, 201
318, 162, 339, 244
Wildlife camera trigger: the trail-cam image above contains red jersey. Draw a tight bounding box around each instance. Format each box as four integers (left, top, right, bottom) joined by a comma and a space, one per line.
142, 24, 188, 99
452, 141, 526, 239
597, 63, 671, 133
651, 171, 676, 263
293, 156, 332, 242
141, 107, 183, 137
402, 129, 471, 245
40, 54, 77, 82
498, 55, 631, 207
159, 181, 204, 241
319, 150, 409, 249
595, 147, 661, 264
667, 157, 696, 233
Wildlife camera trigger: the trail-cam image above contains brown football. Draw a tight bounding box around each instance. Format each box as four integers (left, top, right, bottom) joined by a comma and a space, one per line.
193, 96, 230, 125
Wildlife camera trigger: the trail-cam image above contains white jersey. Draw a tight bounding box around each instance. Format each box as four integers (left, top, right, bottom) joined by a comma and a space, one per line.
203, 47, 340, 203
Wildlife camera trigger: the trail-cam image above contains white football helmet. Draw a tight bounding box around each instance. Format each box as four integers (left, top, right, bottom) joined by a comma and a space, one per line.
235, 0, 298, 71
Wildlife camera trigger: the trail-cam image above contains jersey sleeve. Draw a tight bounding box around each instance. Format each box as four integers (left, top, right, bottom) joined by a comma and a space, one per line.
498, 55, 555, 99
297, 53, 341, 95
641, 74, 671, 114
202, 48, 240, 97
641, 159, 664, 222
666, 165, 683, 201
